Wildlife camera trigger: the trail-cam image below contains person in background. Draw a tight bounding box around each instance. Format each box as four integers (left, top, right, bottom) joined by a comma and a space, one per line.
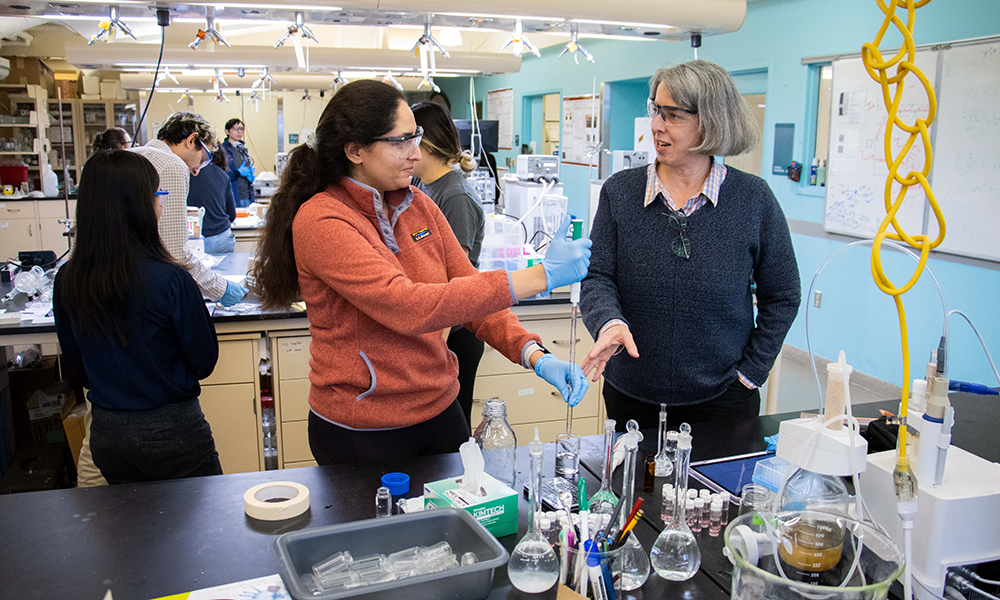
221, 118, 255, 208
132, 112, 247, 306
581, 60, 801, 431
188, 148, 237, 254
410, 101, 486, 426
54, 150, 222, 484
253, 80, 591, 465
92, 127, 131, 151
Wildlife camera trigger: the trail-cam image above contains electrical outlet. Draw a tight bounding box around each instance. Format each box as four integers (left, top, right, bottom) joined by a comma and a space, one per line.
814, 290, 822, 308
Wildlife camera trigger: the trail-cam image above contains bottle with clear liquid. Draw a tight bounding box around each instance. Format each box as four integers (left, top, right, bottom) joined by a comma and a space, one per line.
650, 424, 701, 581
654, 404, 674, 477
473, 398, 517, 488
617, 420, 651, 591
508, 429, 560, 593
589, 419, 618, 515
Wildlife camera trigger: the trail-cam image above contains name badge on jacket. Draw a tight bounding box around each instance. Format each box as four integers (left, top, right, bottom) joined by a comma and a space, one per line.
411, 228, 432, 242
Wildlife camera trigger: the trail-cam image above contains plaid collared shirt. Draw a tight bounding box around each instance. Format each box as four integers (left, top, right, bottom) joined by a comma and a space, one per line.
133, 140, 228, 301
605, 159, 758, 389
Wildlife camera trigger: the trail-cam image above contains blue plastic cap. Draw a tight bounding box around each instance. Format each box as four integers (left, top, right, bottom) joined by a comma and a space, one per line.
381, 472, 409, 496
584, 539, 600, 567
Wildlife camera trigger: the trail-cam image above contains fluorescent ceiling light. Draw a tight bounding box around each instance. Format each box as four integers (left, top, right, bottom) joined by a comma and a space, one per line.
571, 18, 674, 29
440, 12, 564, 23
40, 14, 157, 22
201, 3, 344, 10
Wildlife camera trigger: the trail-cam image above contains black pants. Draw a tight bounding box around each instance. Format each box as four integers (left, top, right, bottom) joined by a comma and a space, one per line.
308, 400, 471, 466
602, 379, 761, 432
448, 326, 485, 426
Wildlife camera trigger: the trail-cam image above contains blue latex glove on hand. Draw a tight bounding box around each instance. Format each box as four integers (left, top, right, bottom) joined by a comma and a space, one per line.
219, 280, 248, 307
534, 353, 589, 407
541, 216, 592, 292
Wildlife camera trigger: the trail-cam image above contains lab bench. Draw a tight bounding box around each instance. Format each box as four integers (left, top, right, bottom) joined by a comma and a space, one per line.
0, 252, 601, 475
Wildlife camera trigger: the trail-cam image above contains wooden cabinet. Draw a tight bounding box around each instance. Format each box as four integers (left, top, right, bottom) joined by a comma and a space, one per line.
199, 334, 263, 473
272, 333, 313, 467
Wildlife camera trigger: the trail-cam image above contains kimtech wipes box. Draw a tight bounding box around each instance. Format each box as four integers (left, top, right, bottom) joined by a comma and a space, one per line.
424, 473, 518, 538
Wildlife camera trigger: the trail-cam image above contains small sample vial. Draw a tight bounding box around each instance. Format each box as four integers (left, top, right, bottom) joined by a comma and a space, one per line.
689, 499, 702, 532
687, 488, 698, 501
461, 552, 478, 565
644, 455, 656, 492
709, 499, 723, 537
699, 489, 712, 502
375, 486, 392, 518
661, 483, 674, 525
700, 497, 711, 529
719, 491, 731, 525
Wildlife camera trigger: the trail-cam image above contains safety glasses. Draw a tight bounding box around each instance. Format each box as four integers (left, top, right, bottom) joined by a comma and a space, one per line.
647, 98, 698, 126
371, 126, 423, 159
197, 139, 213, 170
155, 189, 169, 207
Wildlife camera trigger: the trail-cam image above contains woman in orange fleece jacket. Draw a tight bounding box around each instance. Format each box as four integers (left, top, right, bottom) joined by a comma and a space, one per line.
254, 80, 592, 465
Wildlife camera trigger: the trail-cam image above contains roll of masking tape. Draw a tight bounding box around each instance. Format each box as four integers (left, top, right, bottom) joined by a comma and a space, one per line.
244, 481, 310, 521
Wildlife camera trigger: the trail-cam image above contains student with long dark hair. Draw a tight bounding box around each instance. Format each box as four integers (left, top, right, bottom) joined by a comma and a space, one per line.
410, 101, 485, 425
252, 80, 591, 465
54, 150, 222, 484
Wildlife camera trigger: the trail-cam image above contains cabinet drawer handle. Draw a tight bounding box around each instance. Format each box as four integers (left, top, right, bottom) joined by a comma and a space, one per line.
7, 208, 20, 213
28, 223, 32, 236
550, 338, 582, 345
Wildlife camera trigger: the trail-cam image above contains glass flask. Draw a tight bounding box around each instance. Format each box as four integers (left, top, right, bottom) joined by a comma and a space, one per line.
650, 424, 701, 581
508, 429, 560, 593
775, 468, 850, 584
473, 398, 517, 488
589, 419, 618, 515
654, 404, 674, 477
617, 419, 651, 590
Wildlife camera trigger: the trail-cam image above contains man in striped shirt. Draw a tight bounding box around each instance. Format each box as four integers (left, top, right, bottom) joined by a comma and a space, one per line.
133, 112, 247, 306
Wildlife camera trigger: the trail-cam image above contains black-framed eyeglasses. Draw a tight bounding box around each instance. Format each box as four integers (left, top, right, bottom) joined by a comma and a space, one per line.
647, 98, 698, 126
663, 210, 691, 259
371, 126, 423, 159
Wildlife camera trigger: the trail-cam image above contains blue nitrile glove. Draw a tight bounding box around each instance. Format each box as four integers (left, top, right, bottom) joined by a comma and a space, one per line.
765, 434, 779, 453
219, 280, 248, 307
541, 216, 592, 292
237, 162, 256, 183
534, 353, 589, 407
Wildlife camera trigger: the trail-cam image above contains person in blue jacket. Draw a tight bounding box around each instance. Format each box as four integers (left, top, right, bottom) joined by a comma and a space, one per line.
54, 149, 222, 484
189, 148, 237, 253
221, 118, 255, 208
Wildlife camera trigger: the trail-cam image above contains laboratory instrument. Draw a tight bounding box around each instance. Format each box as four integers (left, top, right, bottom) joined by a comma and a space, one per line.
725, 510, 904, 598
473, 398, 517, 488
516, 154, 560, 183
616, 419, 650, 590
654, 404, 674, 477
508, 429, 560, 593
589, 419, 618, 515
650, 424, 700, 581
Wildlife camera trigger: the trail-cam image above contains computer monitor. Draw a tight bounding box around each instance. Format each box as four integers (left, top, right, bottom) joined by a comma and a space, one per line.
454, 120, 499, 154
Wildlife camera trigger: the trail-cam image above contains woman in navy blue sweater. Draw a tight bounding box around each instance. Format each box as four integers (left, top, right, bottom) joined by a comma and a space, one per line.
54, 150, 222, 484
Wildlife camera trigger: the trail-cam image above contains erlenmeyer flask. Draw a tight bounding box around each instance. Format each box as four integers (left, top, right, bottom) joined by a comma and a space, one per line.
589, 419, 618, 515
508, 429, 560, 593
651, 424, 701, 581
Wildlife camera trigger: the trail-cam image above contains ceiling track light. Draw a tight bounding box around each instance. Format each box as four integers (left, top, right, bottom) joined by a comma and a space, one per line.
88, 5, 137, 45
275, 11, 319, 49
559, 24, 594, 64
501, 19, 540, 59
190, 8, 231, 51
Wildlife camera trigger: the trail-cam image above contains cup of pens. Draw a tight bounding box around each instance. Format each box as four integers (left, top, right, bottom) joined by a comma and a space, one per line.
563, 539, 626, 599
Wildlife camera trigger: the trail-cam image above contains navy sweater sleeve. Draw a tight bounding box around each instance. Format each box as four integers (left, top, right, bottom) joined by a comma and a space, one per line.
170, 269, 219, 380
225, 179, 237, 223
737, 180, 801, 385
53, 276, 89, 389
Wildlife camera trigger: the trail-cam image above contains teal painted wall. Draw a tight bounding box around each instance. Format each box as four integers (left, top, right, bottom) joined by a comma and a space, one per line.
441, 0, 1000, 390
606, 79, 648, 152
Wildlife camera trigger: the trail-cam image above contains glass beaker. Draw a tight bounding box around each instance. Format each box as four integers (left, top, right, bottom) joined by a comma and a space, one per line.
724, 510, 904, 599
589, 419, 618, 515
650, 425, 700, 581
555, 432, 581, 481
508, 429, 560, 593
473, 398, 517, 488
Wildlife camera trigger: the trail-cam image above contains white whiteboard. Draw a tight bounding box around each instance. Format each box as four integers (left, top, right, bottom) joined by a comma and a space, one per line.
926, 40, 1000, 261
823, 38, 1000, 262
824, 50, 936, 240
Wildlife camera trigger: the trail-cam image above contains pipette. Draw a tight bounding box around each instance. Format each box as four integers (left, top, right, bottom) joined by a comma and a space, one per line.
565, 219, 582, 435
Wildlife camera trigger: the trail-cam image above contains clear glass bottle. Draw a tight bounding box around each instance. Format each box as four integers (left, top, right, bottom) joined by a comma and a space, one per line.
654, 404, 674, 477
650, 425, 701, 581
473, 398, 517, 488
375, 486, 391, 518
589, 419, 618, 515
508, 429, 560, 593
617, 419, 651, 591
261, 391, 278, 470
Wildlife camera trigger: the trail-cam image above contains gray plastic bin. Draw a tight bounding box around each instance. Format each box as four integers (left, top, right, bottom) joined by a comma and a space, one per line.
274, 508, 509, 600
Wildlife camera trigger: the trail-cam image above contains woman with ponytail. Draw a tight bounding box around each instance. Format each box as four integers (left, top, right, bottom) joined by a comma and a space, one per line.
253, 80, 592, 465
410, 101, 486, 425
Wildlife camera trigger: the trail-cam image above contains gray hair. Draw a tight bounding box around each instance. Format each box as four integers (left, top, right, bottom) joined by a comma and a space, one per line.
649, 60, 759, 157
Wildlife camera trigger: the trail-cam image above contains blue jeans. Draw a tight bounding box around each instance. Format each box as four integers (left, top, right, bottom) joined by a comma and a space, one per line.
204, 227, 236, 254
90, 399, 223, 484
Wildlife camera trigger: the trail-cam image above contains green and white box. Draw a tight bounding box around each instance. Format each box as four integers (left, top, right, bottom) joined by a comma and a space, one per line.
424, 473, 518, 538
